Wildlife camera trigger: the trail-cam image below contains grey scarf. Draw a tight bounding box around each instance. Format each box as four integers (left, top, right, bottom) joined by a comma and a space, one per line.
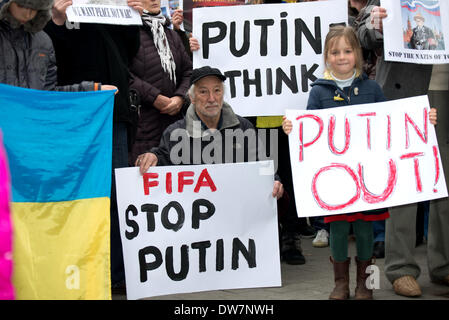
142, 11, 176, 84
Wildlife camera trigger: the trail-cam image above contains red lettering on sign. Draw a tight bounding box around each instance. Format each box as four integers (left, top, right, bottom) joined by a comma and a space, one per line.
358, 159, 397, 204
194, 168, 217, 193
312, 163, 361, 211
357, 113, 376, 150
143, 172, 159, 195
433, 145, 440, 193
387, 115, 391, 150
296, 114, 324, 162
400, 152, 424, 193
328, 116, 350, 155
405, 108, 428, 149
178, 171, 195, 193
166, 172, 172, 194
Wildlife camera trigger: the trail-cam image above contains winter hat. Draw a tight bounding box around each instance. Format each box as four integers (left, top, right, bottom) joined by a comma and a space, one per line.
190, 66, 226, 86
0, 0, 53, 33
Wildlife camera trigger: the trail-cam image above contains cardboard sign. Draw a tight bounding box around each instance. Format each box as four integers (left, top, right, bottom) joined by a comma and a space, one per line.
192, 1, 348, 116
67, 0, 142, 25
382, 0, 449, 64
115, 161, 281, 299
286, 96, 448, 217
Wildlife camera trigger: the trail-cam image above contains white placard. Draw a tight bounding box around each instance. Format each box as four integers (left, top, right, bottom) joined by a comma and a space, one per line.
192, 1, 348, 116
382, 0, 449, 64
115, 161, 281, 299
67, 0, 142, 25
286, 96, 448, 218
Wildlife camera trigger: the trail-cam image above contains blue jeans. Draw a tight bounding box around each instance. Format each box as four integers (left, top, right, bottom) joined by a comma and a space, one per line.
373, 220, 385, 243
311, 216, 329, 232
423, 201, 429, 240
110, 122, 129, 285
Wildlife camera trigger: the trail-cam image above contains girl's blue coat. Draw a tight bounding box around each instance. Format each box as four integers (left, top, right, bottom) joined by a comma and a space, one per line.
307, 73, 387, 110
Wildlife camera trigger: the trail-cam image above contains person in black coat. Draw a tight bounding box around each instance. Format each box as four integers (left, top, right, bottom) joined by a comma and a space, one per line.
45, 0, 145, 291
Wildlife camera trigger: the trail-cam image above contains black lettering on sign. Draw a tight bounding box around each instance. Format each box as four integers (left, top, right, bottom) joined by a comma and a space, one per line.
280, 12, 288, 56
141, 203, 158, 232
295, 17, 322, 55
192, 199, 216, 229
301, 63, 319, 92
232, 238, 257, 270
216, 239, 224, 272
276, 66, 298, 94
230, 21, 250, 57
125, 205, 139, 240
202, 22, 227, 59
165, 245, 189, 281
243, 69, 262, 97
225, 70, 242, 98
161, 201, 185, 231
191, 241, 212, 272
254, 19, 275, 56
139, 246, 162, 282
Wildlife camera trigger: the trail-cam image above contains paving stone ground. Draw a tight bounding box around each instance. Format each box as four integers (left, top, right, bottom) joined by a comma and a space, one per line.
113, 237, 449, 301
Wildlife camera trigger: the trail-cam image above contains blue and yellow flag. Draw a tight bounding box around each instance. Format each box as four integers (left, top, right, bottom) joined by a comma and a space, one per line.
0, 84, 114, 300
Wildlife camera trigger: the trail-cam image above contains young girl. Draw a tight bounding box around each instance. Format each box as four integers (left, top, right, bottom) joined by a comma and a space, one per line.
283, 26, 437, 300
0, 0, 114, 91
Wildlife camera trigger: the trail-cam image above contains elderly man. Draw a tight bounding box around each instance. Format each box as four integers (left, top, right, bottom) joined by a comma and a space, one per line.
136, 66, 284, 200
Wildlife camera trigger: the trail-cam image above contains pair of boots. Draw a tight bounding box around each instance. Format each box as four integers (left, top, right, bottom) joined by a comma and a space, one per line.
329, 256, 375, 300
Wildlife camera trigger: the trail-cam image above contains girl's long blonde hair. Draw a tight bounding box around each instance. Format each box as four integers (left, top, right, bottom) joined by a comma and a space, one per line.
323, 26, 364, 77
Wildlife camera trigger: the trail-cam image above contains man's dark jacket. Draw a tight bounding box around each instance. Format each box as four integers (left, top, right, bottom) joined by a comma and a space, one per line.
150, 103, 273, 172
354, 0, 432, 100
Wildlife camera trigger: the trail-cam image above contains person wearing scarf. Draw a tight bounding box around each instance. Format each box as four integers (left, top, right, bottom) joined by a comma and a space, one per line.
128, 0, 192, 165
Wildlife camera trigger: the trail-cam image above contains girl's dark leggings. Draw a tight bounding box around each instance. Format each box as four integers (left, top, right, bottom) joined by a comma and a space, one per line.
330, 220, 373, 262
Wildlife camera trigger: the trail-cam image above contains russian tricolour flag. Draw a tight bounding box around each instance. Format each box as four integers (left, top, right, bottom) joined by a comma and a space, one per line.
401, 0, 441, 17
0, 84, 114, 299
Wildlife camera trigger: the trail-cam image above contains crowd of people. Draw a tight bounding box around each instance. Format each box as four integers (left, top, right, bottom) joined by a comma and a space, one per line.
0, 0, 448, 300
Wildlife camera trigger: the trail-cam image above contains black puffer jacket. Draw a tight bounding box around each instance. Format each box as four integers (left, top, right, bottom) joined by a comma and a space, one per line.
44, 22, 140, 122
128, 21, 192, 164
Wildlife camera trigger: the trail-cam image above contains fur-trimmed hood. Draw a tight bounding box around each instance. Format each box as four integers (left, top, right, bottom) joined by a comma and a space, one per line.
0, 0, 53, 33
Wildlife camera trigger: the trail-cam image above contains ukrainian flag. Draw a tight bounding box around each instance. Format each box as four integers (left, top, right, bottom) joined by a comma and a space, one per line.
0, 84, 114, 300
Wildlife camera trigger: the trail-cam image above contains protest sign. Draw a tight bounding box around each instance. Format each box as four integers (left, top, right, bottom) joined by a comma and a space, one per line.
161, 0, 182, 14
66, 0, 142, 25
183, 0, 246, 33
115, 161, 281, 299
161, 0, 182, 17
161, 0, 181, 30
192, 1, 348, 116
382, 0, 449, 64
285, 96, 448, 218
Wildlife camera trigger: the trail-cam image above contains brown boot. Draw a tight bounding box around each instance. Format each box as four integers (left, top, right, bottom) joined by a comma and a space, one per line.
354, 256, 375, 300
329, 257, 350, 300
